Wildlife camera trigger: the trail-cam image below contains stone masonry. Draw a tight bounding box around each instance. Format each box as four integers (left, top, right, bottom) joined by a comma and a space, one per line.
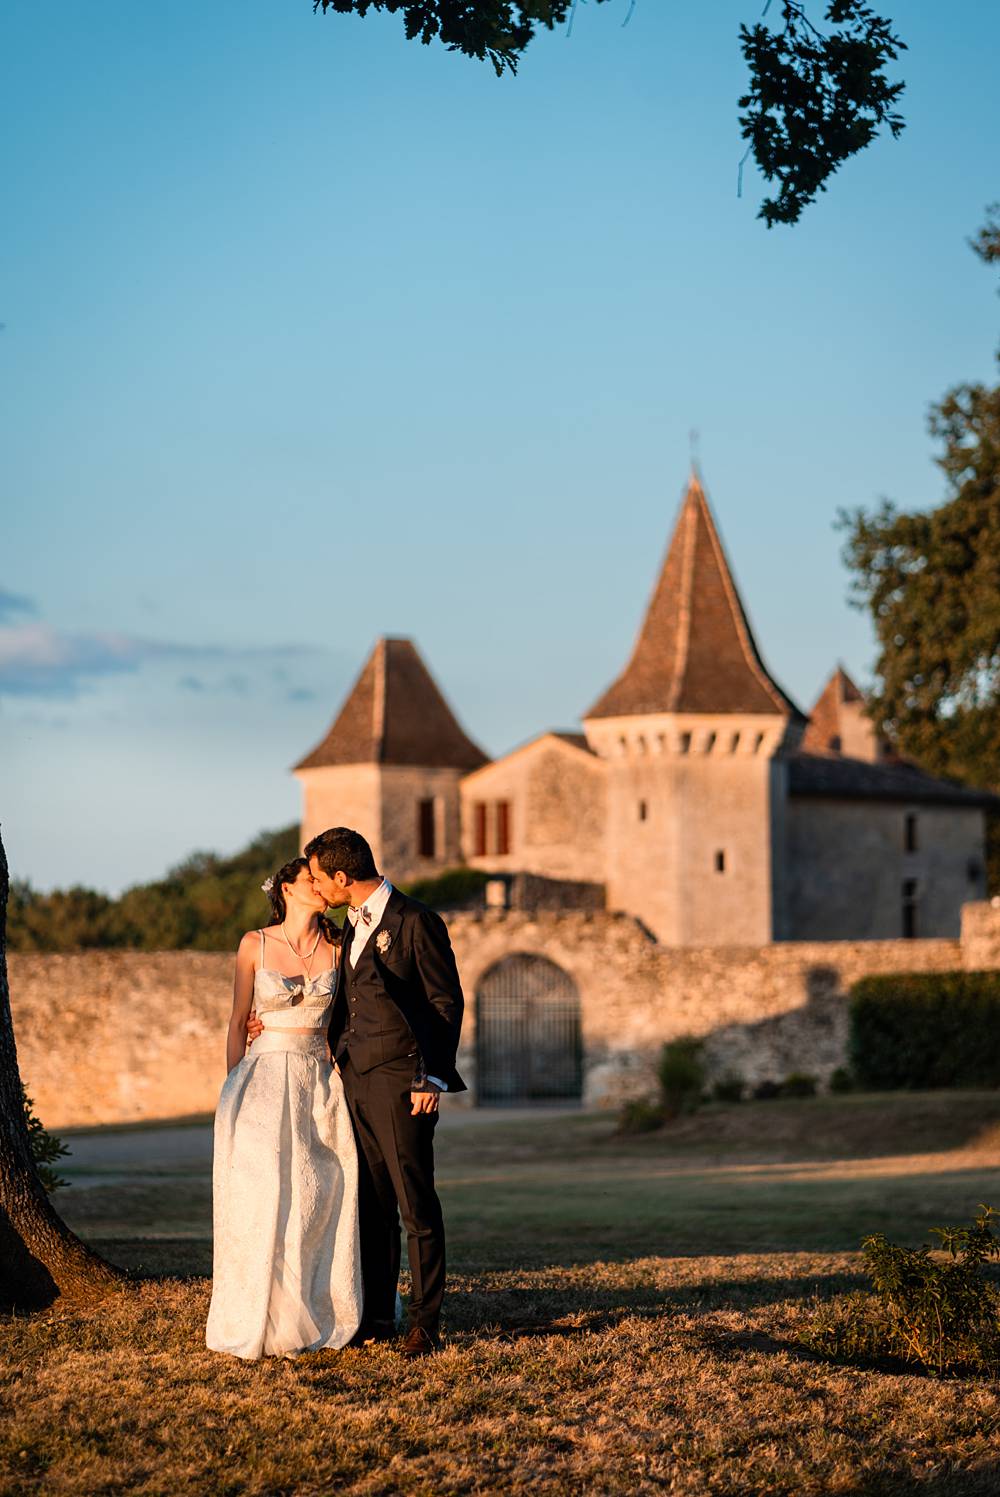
11, 900, 1000, 1130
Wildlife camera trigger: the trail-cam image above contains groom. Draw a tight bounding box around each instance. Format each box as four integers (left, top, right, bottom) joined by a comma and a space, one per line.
283, 826, 464, 1356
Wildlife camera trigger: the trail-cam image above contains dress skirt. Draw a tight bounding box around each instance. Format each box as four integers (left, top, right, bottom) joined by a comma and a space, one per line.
206, 1032, 363, 1360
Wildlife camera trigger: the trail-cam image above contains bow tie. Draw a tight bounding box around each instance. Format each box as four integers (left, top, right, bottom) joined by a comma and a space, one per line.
347, 905, 373, 928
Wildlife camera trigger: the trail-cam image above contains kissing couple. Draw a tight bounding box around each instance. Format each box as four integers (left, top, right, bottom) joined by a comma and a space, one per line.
205, 825, 465, 1360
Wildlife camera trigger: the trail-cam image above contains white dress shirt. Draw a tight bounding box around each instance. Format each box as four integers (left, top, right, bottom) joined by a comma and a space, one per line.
347, 878, 447, 1092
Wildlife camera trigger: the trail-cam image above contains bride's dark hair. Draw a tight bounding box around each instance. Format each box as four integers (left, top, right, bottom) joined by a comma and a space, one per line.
263, 856, 340, 947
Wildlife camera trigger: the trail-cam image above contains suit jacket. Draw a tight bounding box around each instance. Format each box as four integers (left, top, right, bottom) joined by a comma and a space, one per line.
329, 887, 467, 1094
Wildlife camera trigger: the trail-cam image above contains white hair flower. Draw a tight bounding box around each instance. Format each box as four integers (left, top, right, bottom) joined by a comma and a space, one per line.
261, 875, 276, 896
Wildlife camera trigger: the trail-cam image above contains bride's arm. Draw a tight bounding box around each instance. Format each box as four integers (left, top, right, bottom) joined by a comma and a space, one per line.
226, 933, 258, 1073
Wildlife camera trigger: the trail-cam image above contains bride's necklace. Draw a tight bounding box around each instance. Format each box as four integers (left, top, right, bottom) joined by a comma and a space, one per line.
281, 922, 322, 979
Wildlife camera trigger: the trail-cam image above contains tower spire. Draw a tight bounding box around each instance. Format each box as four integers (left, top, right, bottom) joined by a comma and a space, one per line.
586, 474, 803, 720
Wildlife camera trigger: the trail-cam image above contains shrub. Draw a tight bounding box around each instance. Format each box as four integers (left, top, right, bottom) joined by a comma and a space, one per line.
616, 1098, 664, 1135
803, 1206, 1000, 1377
657, 1038, 705, 1120
828, 1065, 854, 1094
402, 867, 491, 911
849, 971, 1000, 1090
22, 1087, 69, 1193
780, 1072, 817, 1098
752, 1079, 782, 1101
712, 1072, 746, 1104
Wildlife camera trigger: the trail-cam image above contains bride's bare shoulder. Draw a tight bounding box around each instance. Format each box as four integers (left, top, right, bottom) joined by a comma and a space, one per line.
236, 926, 274, 956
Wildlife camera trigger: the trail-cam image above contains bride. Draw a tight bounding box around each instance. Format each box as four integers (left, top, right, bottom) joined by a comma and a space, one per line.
205, 857, 362, 1359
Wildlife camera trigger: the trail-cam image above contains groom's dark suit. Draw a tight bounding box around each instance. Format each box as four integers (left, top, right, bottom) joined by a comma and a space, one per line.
329, 886, 465, 1336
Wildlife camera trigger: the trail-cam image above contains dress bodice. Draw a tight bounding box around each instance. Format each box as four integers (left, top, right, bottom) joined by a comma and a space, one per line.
254, 967, 337, 1030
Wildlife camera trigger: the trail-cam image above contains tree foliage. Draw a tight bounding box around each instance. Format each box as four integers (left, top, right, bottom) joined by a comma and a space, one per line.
840, 210, 1000, 800
739, 2, 906, 226
314, 0, 906, 226
7, 825, 300, 954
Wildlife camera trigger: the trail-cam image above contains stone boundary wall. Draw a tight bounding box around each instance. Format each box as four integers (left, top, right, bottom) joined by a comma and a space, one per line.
9, 901, 999, 1128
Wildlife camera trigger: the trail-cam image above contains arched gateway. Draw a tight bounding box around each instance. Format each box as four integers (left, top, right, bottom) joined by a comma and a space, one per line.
475, 954, 583, 1104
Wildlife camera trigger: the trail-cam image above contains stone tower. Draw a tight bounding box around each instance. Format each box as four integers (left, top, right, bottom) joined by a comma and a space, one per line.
582, 473, 805, 944
294, 636, 488, 882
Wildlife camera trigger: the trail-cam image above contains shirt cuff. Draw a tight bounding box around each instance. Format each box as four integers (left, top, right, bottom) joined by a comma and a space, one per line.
426, 1075, 448, 1092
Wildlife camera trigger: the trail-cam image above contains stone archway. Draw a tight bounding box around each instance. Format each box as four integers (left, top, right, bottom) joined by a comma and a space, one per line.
475, 953, 583, 1105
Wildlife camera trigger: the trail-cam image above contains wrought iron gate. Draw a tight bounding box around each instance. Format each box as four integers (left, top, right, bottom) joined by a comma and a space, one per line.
475, 954, 583, 1104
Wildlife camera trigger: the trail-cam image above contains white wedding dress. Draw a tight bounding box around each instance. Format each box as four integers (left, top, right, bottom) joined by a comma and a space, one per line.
206, 941, 363, 1360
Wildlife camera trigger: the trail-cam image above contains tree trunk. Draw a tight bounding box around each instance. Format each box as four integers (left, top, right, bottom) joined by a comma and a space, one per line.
0, 828, 122, 1310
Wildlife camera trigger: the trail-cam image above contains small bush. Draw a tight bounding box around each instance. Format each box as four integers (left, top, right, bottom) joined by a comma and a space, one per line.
780, 1072, 817, 1098
403, 866, 491, 911
803, 1205, 1000, 1377
22, 1087, 69, 1193
617, 1098, 664, 1135
828, 1065, 854, 1094
849, 971, 1000, 1090
752, 1079, 782, 1101
712, 1073, 746, 1104
658, 1038, 705, 1120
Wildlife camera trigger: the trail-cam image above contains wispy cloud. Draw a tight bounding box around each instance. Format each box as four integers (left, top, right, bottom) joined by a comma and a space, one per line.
0, 620, 322, 699
0, 588, 38, 624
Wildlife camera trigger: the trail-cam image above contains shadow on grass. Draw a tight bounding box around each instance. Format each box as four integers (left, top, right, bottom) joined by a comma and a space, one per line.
442, 1266, 870, 1336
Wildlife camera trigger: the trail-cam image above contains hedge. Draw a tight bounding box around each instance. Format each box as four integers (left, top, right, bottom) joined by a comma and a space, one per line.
849, 971, 1000, 1090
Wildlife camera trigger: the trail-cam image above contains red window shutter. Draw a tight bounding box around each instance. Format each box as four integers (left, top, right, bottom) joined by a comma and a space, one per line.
474, 802, 488, 857
496, 800, 511, 856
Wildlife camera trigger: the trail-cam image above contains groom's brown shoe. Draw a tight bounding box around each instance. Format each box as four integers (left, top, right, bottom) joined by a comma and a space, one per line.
399, 1326, 439, 1359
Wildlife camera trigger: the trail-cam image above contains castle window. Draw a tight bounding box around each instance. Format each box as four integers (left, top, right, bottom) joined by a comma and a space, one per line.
829, 734, 842, 753
705, 731, 717, 753
730, 731, 741, 753
473, 802, 488, 857
679, 732, 691, 754
636, 735, 647, 756
496, 800, 511, 856
904, 813, 918, 853
753, 732, 766, 754
714, 850, 726, 873
638, 799, 648, 822
417, 798, 436, 859
902, 878, 918, 939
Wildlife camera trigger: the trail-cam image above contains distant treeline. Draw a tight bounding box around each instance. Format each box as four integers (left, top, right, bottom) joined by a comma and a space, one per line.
8, 826, 302, 953
8, 828, 490, 953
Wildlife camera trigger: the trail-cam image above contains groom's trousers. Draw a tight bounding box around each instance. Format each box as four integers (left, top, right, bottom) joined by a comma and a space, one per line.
339, 1052, 446, 1335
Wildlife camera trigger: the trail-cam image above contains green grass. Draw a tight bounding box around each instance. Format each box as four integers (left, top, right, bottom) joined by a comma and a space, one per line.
4, 1092, 1000, 1494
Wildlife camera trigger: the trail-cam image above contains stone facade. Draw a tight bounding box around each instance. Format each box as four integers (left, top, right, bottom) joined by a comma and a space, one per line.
462, 733, 607, 886
12, 901, 1000, 1130
300, 763, 467, 882
784, 798, 986, 939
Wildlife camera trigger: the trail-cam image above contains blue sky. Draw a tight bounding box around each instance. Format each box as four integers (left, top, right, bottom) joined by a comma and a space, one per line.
3, 0, 998, 893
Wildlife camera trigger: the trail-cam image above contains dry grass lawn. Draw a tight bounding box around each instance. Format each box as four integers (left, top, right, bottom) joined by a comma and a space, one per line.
3, 1092, 1000, 1495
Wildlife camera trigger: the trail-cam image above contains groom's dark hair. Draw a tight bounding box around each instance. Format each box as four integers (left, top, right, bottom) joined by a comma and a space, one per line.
305, 827, 379, 882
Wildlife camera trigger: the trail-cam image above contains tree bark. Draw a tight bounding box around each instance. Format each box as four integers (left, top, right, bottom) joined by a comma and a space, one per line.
0, 828, 122, 1310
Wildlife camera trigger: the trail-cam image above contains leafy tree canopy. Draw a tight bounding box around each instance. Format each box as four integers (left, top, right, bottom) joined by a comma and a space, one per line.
840, 207, 1000, 794
314, 0, 906, 226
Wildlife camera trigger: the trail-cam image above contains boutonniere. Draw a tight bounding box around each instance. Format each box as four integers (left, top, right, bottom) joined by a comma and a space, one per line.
375, 929, 392, 956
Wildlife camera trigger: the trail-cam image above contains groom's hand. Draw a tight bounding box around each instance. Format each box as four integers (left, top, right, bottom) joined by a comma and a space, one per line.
411, 1086, 440, 1116
246, 1010, 264, 1045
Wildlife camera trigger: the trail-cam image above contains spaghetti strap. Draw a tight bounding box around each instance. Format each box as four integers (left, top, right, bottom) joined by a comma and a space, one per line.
258, 928, 265, 967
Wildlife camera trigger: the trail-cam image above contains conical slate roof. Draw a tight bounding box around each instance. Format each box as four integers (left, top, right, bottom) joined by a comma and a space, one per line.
294, 637, 488, 771
801, 665, 864, 754
586, 474, 803, 720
